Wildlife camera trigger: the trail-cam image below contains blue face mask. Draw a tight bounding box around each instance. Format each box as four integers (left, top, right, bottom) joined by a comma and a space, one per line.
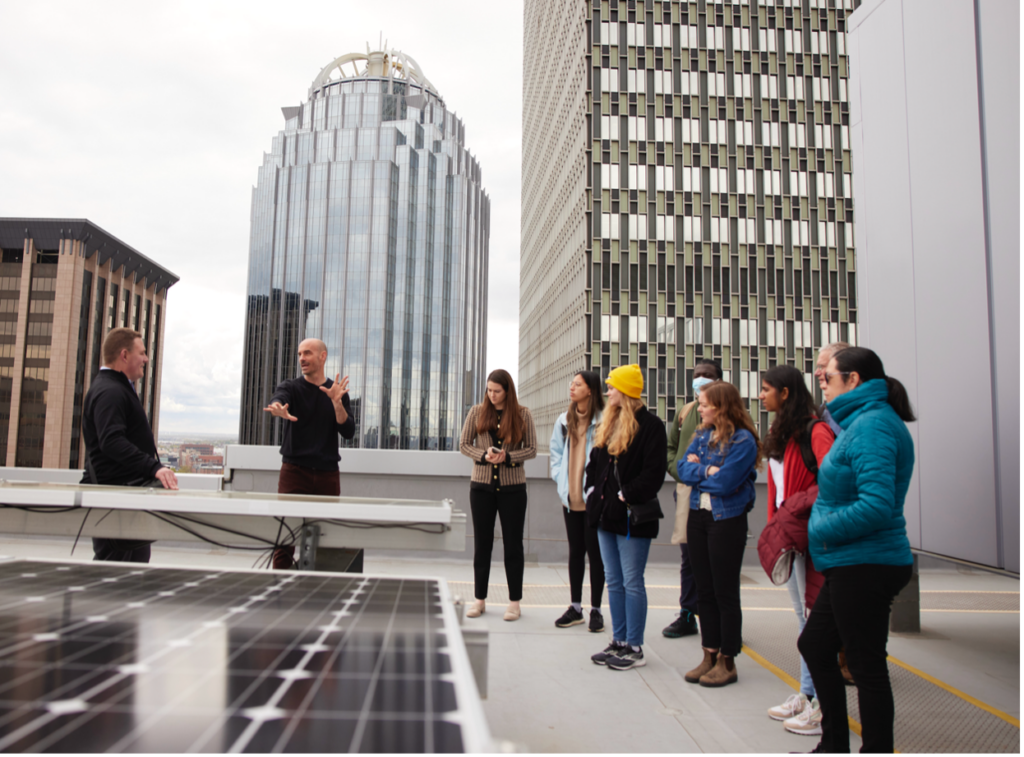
692, 377, 714, 396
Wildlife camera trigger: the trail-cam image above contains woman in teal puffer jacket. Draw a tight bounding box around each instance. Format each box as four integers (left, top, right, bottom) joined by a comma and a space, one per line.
798, 347, 916, 754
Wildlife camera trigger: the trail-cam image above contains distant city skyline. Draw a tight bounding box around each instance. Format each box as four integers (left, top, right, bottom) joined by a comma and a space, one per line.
0, 1, 523, 435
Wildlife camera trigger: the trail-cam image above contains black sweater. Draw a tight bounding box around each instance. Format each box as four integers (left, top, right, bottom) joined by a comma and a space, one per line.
81, 369, 162, 485
270, 377, 356, 470
584, 407, 668, 539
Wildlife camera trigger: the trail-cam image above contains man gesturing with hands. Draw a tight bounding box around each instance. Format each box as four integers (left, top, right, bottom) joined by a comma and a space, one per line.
264, 338, 356, 568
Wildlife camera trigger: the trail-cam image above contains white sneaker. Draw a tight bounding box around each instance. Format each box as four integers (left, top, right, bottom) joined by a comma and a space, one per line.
768, 692, 809, 721
784, 697, 823, 736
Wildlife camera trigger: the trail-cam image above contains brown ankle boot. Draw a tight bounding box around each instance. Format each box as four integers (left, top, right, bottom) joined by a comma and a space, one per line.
699, 653, 738, 687
684, 648, 718, 683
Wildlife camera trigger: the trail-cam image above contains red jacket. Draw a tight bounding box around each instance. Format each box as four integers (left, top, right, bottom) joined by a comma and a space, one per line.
758, 485, 826, 611
765, 422, 836, 521
759, 421, 835, 612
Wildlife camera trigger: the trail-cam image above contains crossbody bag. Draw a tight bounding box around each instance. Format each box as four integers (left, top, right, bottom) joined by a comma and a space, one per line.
612, 459, 664, 528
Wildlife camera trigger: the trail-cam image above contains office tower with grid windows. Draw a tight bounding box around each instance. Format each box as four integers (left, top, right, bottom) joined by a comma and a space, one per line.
238, 49, 489, 450
0, 219, 177, 469
522, 0, 860, 447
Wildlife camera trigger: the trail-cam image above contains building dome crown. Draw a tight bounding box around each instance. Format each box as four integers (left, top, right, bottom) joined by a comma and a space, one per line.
309, 45, 437, 98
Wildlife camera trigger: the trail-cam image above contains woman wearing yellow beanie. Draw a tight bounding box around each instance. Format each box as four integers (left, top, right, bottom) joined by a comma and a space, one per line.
584, 365, 667, 670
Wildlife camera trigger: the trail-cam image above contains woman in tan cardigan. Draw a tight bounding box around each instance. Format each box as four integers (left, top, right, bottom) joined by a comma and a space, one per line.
459, 369, 537, 621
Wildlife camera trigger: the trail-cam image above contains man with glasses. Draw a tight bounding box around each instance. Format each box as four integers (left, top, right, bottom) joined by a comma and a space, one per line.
814, 342, 850, 436
812, 341, 855, 687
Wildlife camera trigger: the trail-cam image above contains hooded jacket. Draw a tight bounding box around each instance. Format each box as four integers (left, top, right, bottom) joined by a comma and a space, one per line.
808, 379, 915, 572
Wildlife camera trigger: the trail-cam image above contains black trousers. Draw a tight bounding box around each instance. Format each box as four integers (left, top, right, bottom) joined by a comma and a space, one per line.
678, 543, 698, 612
470, 488, 527, 601
687, 508, 747, 656
92, 538, 152, 563
563, 509, 604, 608
798, 563, 913, 754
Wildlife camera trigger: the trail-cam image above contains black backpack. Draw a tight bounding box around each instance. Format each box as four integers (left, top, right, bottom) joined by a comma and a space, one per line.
799, 418, 826, 480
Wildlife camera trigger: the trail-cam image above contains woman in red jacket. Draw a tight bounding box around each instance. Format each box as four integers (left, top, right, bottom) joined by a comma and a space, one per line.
759, 365, 835, 737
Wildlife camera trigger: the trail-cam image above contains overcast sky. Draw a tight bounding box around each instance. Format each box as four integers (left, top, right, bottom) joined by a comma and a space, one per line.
0, 0, 523, 436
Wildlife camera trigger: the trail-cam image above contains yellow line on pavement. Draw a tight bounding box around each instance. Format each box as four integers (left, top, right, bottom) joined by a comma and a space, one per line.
887, 655, 1020, 728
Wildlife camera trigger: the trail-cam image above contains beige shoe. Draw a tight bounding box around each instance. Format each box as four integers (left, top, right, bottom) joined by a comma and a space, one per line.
503, 603, 521, 621
699, 653, 738, 687
466, 600, 485, 618
684, 648, 718, 683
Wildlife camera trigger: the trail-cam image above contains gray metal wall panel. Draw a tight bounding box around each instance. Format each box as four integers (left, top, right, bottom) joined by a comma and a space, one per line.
847, 0, 923, 548
850, 0, 1011, 568
901, 0, 998, 565
976, 0, 1020, 571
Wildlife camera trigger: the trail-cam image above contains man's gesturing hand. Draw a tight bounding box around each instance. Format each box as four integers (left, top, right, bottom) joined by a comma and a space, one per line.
155, 467, 179, 490
320, 374, 350, 403
264, 401, 298, 421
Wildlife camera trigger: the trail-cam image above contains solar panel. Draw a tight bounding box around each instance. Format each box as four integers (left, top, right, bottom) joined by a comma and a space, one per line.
0, 558, 490, 753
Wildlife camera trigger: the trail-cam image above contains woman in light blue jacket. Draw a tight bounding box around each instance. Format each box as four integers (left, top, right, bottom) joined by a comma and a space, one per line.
549, 370, 605, 632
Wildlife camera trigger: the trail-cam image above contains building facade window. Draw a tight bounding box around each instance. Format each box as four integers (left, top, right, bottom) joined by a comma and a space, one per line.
15, 262, 56, 467
69, 270, 93, 468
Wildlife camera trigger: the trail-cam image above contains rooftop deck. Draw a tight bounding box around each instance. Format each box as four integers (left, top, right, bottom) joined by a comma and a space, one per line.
0, 535, 1017, 753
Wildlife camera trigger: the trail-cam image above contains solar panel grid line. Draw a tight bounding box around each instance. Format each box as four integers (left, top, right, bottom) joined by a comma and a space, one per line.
344, 578, 410, 753
230, 574, 373, 753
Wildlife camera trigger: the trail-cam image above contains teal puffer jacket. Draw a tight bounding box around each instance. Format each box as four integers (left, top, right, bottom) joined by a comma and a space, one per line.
808, 379, 915, 572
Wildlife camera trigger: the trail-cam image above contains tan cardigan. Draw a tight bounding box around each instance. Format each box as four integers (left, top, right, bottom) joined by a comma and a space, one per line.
459, 404, 537, 488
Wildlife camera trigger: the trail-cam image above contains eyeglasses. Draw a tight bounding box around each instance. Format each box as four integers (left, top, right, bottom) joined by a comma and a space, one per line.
824, 371, 851, 383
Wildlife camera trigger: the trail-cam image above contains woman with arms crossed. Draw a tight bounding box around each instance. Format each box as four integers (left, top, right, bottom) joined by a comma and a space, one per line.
679, 381, 761, 687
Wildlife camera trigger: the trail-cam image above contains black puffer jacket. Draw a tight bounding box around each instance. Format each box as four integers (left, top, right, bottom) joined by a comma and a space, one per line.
584, 407, 668, 538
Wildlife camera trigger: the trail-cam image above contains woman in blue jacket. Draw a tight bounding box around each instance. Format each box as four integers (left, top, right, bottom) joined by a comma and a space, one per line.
679, 380, 761, 687
798, 347, 916, 754
549, 370, 605, 632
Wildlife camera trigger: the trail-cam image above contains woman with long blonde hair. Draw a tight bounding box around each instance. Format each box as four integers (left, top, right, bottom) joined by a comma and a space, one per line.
679, 380, 761, 687
584, 365, 667, 671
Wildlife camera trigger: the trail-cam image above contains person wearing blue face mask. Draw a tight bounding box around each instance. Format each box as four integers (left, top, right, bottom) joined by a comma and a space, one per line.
663, 359, 722, 638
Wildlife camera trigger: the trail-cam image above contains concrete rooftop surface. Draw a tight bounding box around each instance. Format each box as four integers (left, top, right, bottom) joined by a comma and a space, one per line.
0, 535, 1018, 753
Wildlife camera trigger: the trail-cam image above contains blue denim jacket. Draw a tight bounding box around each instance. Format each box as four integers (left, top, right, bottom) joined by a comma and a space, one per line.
678, 428, 758, 520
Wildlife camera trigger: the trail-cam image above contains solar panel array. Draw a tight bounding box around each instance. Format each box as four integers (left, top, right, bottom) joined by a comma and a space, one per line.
0, 559, 484, 752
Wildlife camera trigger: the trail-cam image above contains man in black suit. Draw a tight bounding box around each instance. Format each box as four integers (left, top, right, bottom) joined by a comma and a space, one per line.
82, 327, 178, 562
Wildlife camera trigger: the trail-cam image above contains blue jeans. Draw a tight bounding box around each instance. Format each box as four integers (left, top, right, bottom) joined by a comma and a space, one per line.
786, 554, 816, 697
597, 528, 652, 647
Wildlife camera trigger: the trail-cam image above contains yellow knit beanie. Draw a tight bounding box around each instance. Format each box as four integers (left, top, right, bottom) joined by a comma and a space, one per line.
606, 364, 644, 399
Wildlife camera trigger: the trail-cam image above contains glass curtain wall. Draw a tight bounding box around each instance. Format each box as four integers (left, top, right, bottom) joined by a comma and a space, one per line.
239, 68, 489, 450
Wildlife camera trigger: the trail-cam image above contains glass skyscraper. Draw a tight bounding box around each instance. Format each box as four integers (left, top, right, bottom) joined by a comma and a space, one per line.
239, 49, 490, 450
522, 0, 860, 447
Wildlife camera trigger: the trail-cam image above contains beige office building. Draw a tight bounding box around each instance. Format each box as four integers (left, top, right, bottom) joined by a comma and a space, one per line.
522, 0, 861, 447
0, 219, 177, 469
